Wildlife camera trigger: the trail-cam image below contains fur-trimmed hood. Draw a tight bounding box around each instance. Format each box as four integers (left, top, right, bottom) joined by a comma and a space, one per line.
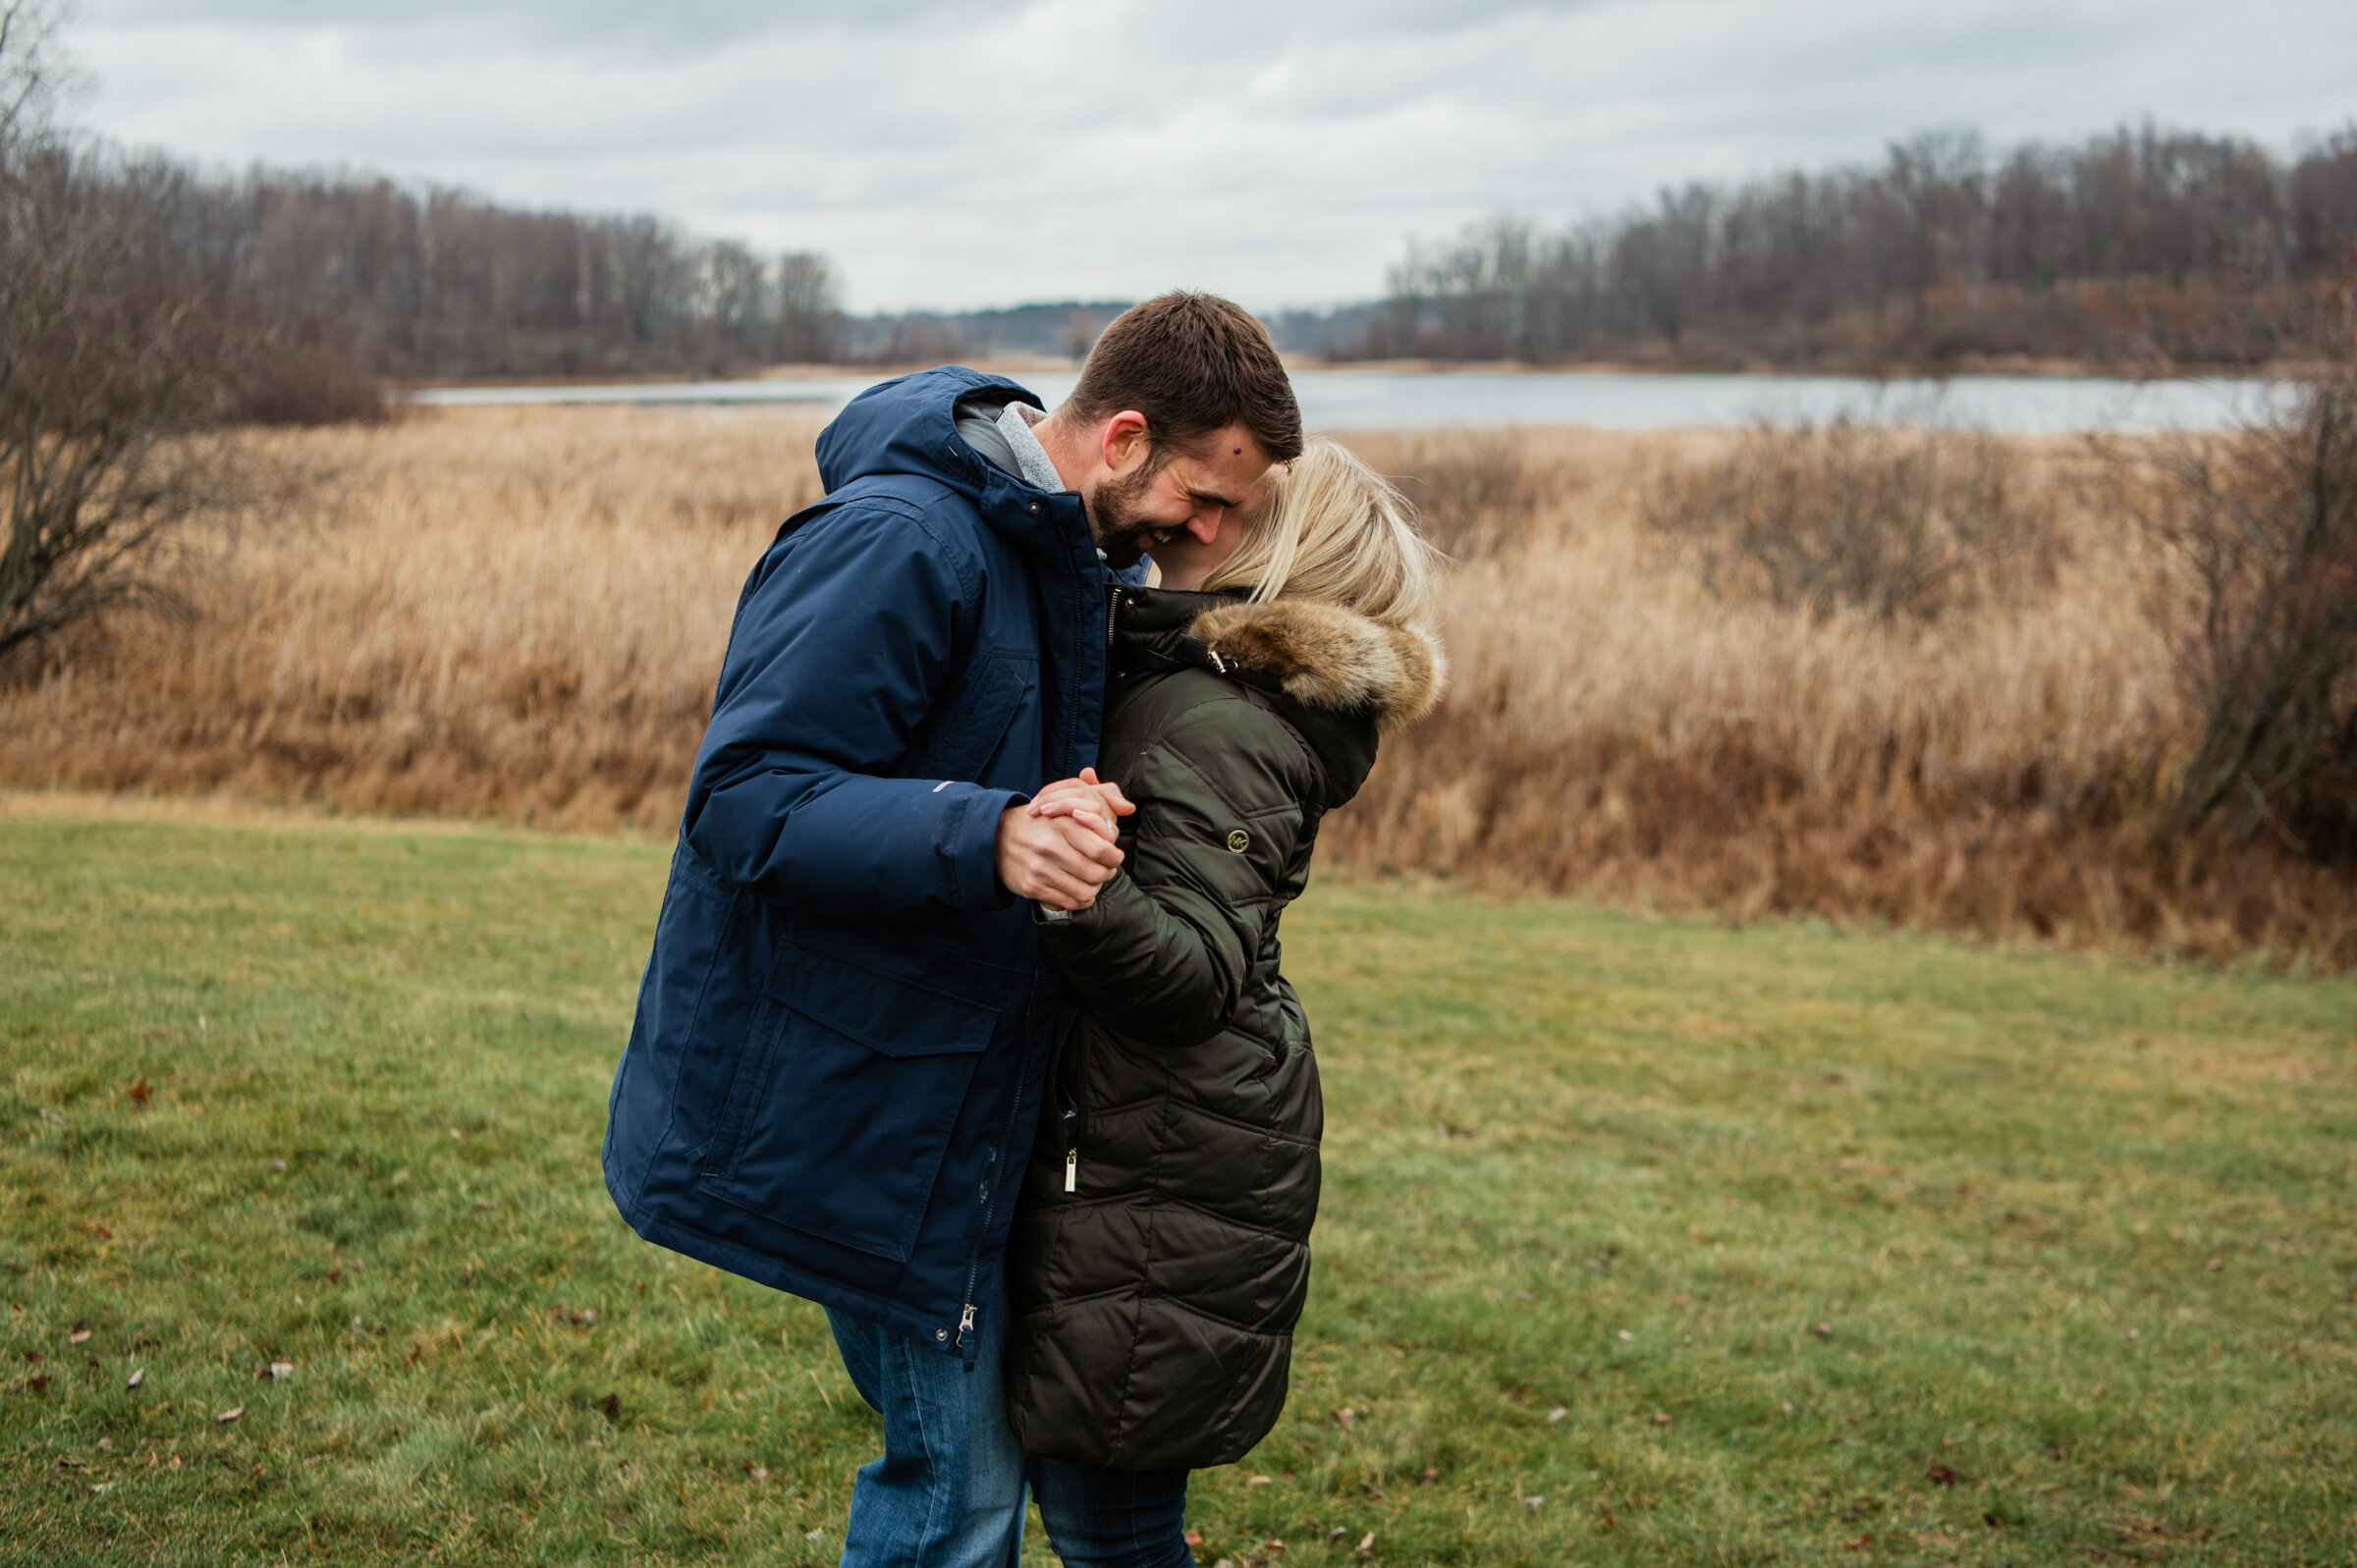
1187, 598, 1447, 734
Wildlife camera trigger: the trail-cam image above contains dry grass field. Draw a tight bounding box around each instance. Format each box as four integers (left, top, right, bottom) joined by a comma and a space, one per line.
1, 405, 2347, 965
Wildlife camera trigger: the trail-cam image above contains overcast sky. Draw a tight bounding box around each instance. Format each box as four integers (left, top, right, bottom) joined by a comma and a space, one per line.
64, 0, 2357, 313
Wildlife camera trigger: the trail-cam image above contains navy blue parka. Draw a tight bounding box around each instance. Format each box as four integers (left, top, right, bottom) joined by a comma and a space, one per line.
602, 367, 1109, 1358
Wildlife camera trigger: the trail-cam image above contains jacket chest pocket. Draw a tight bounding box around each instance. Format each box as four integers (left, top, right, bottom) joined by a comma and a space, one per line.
700, 945, 998, 1264
916, 655, 1036, 784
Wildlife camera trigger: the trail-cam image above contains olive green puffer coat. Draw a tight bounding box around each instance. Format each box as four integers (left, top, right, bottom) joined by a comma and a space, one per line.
1002, 586, 1445, 1470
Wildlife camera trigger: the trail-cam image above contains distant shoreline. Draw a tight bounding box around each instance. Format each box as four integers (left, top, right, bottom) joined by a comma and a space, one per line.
388, 354, 2306, 392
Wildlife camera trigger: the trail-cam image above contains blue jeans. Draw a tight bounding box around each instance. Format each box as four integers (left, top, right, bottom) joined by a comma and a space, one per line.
1032, 1458, 1193, 1568
827, 1282, 1028, 1568
826, 1282, 1193, 1568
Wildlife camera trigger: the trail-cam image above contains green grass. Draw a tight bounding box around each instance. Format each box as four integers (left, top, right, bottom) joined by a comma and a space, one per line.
3, 806, 2354, 1566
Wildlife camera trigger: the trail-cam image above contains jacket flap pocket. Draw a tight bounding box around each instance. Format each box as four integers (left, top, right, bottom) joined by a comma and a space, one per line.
917, 654, 1034, 784
764, 946, 995, 1058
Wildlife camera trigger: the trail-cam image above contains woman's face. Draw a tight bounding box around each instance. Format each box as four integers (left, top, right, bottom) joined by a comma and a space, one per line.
1153, 468, 1280, 591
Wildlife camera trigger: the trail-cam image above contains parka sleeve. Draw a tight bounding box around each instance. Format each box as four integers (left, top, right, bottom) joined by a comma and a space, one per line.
1034, 696, 1315, 1050
680, 502, 1024, 914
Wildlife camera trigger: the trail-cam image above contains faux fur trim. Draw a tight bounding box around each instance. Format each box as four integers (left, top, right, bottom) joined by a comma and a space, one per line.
1189, 599, 1447, 732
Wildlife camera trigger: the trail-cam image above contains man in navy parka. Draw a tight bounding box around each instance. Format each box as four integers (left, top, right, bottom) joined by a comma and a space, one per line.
604, 294, 1302, 1566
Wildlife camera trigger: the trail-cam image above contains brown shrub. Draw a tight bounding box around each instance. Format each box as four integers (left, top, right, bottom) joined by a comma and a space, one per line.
2109, 348, 2357, 852
1642, 417, 2061, 622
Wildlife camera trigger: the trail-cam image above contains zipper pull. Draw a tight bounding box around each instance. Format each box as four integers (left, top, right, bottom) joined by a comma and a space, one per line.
1064, 1148, 1078, 1193
955, 1302, 977, 1349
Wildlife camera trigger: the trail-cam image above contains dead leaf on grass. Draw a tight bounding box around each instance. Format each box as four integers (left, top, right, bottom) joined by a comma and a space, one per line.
68, 1323, 91, 1344
599, 1393, 622, 1423
1354, 1534, 1376, 1560
215, 1407, 243, 1425
128, 1079, 153, 1106
1811, 1323, 1835, 1338
55, 1455, 87, 1470
1184, 1529, 1205, 1547
1926, 1463, 1959, 1487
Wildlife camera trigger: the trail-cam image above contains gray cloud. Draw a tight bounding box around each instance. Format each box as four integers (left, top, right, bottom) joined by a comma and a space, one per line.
68, 0, 2357, 310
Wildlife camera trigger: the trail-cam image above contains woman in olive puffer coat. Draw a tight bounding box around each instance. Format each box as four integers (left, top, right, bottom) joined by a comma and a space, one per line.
1003, 439, 1447, 1561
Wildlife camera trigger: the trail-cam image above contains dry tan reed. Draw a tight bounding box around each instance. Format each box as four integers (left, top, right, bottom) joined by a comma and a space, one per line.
3, 406, 2348, 964
0, 406, 823, 828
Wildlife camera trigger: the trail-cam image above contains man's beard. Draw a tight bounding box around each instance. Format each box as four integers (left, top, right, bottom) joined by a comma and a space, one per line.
1084, 462, 1166, 568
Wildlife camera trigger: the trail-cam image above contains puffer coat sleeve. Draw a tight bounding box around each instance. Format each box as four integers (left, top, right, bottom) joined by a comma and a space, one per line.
1031, 692, 1317, 1051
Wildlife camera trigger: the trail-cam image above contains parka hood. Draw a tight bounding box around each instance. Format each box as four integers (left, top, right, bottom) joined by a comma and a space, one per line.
815, 364, 1050, 504
1189, 597, 1448, 735
1110, 588, 1447, 736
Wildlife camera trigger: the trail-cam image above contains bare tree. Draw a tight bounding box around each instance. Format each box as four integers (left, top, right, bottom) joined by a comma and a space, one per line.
0, 72, 247, 663
774, 250, 841, 364
0, 0, 75, 143
2123, 302, 2357, 846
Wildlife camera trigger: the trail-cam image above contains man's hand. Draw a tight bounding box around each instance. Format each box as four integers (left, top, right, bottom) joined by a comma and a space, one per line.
997, 802, 1124, 911
1025, 767, 1135, 845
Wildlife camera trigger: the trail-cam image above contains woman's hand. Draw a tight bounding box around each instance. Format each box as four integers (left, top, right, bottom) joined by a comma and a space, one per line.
1026, 767, 1135, 845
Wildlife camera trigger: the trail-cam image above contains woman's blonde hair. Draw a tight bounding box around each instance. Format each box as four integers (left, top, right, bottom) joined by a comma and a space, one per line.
1199, 437, 1447, 631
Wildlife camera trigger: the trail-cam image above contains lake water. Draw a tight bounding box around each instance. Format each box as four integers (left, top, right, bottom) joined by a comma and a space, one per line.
408, 368, 2282, 433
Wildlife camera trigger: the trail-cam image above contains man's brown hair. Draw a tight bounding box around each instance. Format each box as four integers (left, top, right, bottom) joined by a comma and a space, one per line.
1063, 292, 1303, 464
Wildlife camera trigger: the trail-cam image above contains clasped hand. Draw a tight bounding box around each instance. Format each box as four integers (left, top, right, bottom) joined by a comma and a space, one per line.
993, 767, 1137, 911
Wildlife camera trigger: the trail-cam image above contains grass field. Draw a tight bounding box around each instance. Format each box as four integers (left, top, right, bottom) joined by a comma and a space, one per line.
4, 798, 2355, 1566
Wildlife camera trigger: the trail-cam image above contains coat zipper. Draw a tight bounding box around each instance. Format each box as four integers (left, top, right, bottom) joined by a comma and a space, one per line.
1063, 586, 1119, 1201
954, 968, 1049, 1366
958, 562, 1109, 1359
1057, 1013, 1091, 1197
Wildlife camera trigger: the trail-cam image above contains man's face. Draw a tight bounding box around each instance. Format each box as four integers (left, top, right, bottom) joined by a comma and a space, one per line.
1084, 420, 1273, 569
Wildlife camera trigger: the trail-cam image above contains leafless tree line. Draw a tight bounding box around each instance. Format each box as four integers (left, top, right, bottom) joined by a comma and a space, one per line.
1370, 124, 2357, 368
137, 170, 843, 383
